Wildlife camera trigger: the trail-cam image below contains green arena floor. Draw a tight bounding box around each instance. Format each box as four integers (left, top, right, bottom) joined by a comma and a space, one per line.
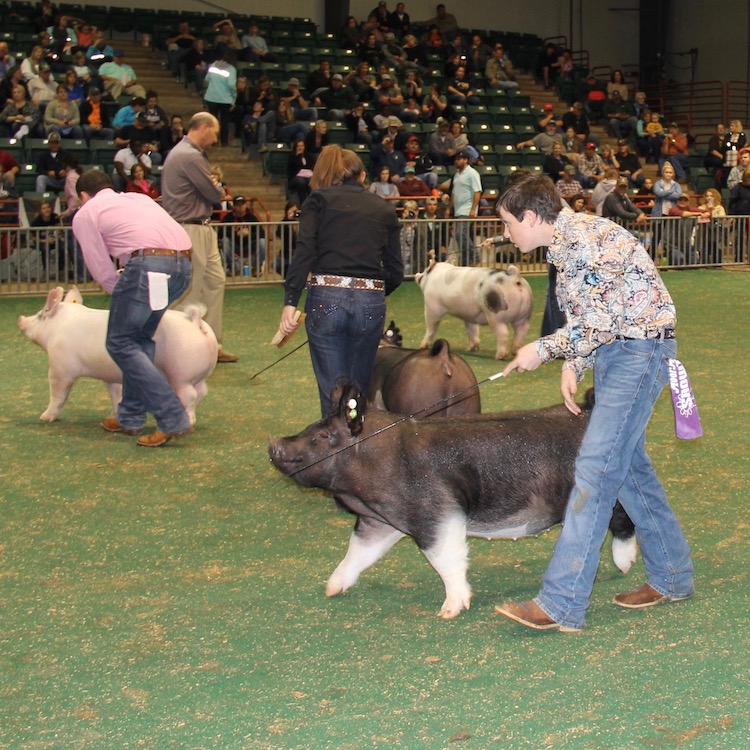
1, 271, 749, 749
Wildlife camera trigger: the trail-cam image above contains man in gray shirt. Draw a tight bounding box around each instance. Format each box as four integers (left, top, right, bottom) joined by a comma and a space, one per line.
161, 111, 238, 362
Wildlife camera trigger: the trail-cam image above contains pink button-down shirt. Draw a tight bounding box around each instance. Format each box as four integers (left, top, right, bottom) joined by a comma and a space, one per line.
72, 188, 191, 292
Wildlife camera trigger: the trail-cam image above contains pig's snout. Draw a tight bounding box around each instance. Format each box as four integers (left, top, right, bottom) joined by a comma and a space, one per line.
17, 315, 30, 333
268, 438, 300, 470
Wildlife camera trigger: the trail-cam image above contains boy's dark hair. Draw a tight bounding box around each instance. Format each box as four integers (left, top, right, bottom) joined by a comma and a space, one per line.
76, 169, 113, 198
496, 173, 563, 223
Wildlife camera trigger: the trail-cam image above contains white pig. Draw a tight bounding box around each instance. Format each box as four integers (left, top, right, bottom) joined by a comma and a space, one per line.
17, 286, 218, 425
415, 255, 533, 360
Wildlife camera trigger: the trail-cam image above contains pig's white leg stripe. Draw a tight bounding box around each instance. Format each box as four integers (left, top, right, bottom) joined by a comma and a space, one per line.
421, 513, 471, 619
326, 525, 405, 597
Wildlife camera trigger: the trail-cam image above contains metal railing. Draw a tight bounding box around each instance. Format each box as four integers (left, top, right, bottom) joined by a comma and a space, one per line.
1, 216, 747, 297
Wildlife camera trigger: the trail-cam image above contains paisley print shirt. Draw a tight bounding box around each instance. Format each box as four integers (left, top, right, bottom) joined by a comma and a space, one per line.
535, 207, 676, 380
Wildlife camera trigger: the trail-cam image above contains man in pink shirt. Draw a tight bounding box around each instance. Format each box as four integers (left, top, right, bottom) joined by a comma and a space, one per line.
72, 169, 193, 447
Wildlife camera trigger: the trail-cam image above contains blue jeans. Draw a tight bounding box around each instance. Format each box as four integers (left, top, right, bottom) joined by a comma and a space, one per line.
454, 217, 477, 265
106, 254, 192, 433
304, 285, 386, 417
535, 337, 693, 630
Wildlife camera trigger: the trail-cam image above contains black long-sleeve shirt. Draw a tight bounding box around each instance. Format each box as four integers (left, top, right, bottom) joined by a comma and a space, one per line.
284, 181, 403, 307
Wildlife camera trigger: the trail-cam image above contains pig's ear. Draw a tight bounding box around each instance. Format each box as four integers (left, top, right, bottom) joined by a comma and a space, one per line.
333, 380, 367, 436
44, 287, 64, 316
64, 286, 83, 305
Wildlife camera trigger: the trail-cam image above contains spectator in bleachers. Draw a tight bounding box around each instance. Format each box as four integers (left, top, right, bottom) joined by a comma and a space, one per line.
0, 147, 20, 192
659, 121, 690, 181
340, 16, 363, 51
615, 139, 644, 187
360, 33, 384, 68
38, 31, 55, 68
582, 73, 606, 123
426, 4, 459, 39
446, 66, 479, 107
113, 138, 151, 192
591, 167, 619, 215
600, 144, 617, 169
602, 176, 646, 223
0, 42, 12, 82
370, 2, 392, 34
35, 131, 68, 191
634, 177, 655, 214
72, 22, 95, 52
726, 147, 750, 190
372, 138, 406, 180
166, 20, 197, 80
577, 142, 606, 188
125, 162, 160, 200
566, 193, 586, 213
418, 195, 449, 258
112, 98, 145, 140
636, 109, 663, 163
307, 60, 332, 99
424, 25, 444, 54
389, 3, 411, 39
428, 118, 456, 165
604, 90, 637, 142
561, 101, 595, 145
63, 69, 84, 105
403, 134, 437, 188
537, 102, 561, 132
702, 122, 725, 174
32, 0, 58, 34
467, 33, 492, 77
443, 51, 462, 80
160, 114, 184, 158
381, 32, 421, 75
484, 44, 519, 91
374, 73, 404, 117
99, 50, 146, 100
21, 46, 45, 83
315, 73, 356, 120
118, 112, 162, 163
449, 119, 477, 162
369, 164, 400, 199
537, 41, 559, 91
220, 196, 266, 274
631, 91, 648, 120
398, 164, 431, 198
378, 115, 405, 149
402, 33, 427, 69
562, 126, 582, 163
279, 78, 317, 123
347, 62, 376, 104
275, 100, 309, 144
554, 48, 574, 83
144, 91, 168, 134
48, 14, 78, 61
304, 120, 329, 164
543, 141, 570, 182
212, 19, 241, 54
720, 119, 746, 187
275, 200, 301, 276
607, 69, 629, 99
652, 162, 682, 217
30, 199, 61, 276
287, 139, 313, 202
244, 77, 277, 153
402, 96, 420, 121
1, 84, 41, 138
204, 50, 237, 147
446, 32, 469, 60
85, 31, 114, 74
240, 21, 272, 62
421, 83, 447, 123
345, 102, 379, 146
29, 63, 57, 108
44, 83, 83, 139
59, 153, 82, 219
517, 119, 562, 155
183, 38, 209, 94
79, 86, 114, 141
0, 66, 27, 106
402, 70, 423, 101
556, 165, 584, 198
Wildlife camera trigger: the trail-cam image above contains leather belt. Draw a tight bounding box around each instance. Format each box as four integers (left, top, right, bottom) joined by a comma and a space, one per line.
310, 274, 385, 292
614, 328, 675, 341
131, 247, 192, 259
182, 218, 212, 225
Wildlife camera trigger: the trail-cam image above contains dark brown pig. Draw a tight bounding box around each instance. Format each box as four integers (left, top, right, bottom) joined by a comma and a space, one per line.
269, 383, 636, 619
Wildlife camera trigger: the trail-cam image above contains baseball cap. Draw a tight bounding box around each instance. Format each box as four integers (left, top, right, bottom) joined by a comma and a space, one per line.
381, 73, 391, 81
39, 63, 51, 72
136, 111, 149, 122
617, 139, 628, 146
585, 141, 597, 150
544, 103, 554, 111
616, 177, 629, 187
332, 73, 343, 81
456, 149, 472, 159
233, 196, 246, 204
88, 86, 101, 96
387, 116, 402, 127
563, 164, 576, 174
287, 77, 299, 86
677, 194, 689, 201
47, 132, 61, 142
113, 48, 124, 56
404, 165, 416, 173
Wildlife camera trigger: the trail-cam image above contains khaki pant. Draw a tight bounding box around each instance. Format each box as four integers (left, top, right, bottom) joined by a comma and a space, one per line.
104, 80, 147, 100
176, 223, 226, 343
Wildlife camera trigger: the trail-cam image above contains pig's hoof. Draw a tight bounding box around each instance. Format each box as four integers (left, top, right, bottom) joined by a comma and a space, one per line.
438, 597, 471, 619
39, 411, 58, 422
325, 575, 350, 597
468, 343, 480, 352
612, 536, 638, 574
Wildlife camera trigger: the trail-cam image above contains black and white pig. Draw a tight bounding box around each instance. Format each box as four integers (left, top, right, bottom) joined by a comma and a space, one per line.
269, 383, 636, 619
369, 321, 481, 416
